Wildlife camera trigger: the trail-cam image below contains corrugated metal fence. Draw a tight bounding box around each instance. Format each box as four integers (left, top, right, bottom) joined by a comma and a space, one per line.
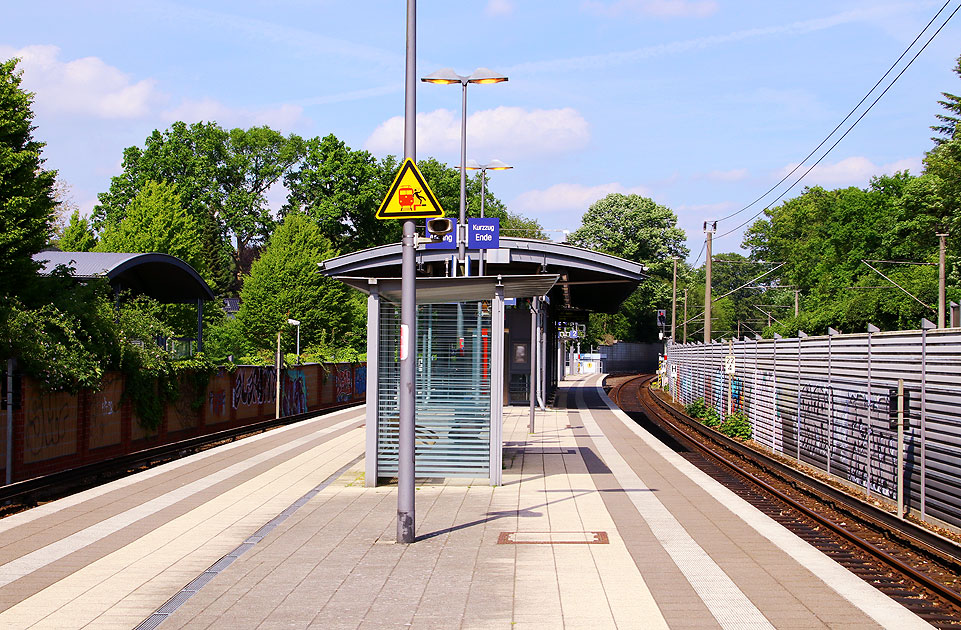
667, 329, 961, 532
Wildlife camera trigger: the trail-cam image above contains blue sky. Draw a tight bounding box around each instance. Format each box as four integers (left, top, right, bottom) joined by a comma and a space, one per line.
2, 1, 960, 261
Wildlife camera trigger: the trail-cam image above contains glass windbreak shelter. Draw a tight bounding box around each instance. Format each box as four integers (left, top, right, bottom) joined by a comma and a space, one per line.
378, 302, 492, 479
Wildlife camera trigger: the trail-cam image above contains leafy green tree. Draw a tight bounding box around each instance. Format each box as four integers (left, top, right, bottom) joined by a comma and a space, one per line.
0, 57, 56, 297
284, 134, 400, 252
932, 53, 961, 144
96, 180, 205, 269
94, 122, 305, 293
236, 211, 363, 354
570, 193, 688, 343
57, 209, 96, 251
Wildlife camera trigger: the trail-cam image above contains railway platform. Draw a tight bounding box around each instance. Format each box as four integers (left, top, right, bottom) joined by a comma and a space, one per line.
0, 375, 931, 629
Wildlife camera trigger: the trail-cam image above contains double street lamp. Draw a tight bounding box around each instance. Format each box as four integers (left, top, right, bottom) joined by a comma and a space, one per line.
466, 159, 512, 276
422, 67, 508, 274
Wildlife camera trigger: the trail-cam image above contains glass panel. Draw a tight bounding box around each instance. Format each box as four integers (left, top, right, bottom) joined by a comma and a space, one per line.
378, 301, 492, 478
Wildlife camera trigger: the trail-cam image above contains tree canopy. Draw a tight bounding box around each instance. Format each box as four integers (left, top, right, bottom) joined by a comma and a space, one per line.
568, 193, 688, 343
0, 58, 56, 297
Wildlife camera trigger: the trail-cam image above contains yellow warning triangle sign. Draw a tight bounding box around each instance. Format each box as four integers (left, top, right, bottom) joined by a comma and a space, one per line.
376, 158, 445, 219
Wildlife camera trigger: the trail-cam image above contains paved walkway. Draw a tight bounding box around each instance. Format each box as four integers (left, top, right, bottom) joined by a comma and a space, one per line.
0, 376, 930, 629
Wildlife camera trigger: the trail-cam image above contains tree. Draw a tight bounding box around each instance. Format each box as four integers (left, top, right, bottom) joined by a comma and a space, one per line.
58, 209, 96, 251
94, 122, 305, 293
0, 57, 56, 297
931, 53, 961, 144
236, 211, 363, 354
95, 180, 205, 276
284, 134, 400, 252
569, 193, 688, 343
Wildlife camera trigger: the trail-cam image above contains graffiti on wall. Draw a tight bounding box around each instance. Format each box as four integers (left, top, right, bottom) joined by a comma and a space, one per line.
232, 367, 276, 409
732, 376, 744, 413
282, 370, 308, 416
354, 366, 367, 397
24, 390, 75, 462
335, 366, 353, 402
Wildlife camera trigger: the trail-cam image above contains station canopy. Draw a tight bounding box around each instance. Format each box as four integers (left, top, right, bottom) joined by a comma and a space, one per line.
33, 251, 215, 303
319, 237, 646, 314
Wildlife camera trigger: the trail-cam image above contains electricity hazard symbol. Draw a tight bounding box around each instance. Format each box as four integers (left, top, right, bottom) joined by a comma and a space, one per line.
376, 158, 445, 219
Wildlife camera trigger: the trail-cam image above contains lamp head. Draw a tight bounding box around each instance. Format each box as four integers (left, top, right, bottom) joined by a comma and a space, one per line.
467, 67, 508, 84
421, 68, 463, 84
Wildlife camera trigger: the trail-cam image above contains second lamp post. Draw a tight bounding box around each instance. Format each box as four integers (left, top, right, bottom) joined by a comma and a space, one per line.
422, 67, 508, 274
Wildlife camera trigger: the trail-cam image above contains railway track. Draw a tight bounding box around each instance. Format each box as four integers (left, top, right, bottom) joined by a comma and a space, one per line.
609, 374, 961, 628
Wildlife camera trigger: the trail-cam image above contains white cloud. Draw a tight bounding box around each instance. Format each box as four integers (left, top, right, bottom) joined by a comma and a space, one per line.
0, 45, 161, 119
581, 0, 718, 18
161, 98, 307, 130
513, 182, 651, 214
776, 155, 922, 189
485, 0, 515, 16
364, 106, 589, 158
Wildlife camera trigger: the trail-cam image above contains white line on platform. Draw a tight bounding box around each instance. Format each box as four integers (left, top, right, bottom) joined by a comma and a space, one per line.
591, 374, 930, 630
0, 413, 363, 588
0, 405, 364, 537
575, 380, 775, 630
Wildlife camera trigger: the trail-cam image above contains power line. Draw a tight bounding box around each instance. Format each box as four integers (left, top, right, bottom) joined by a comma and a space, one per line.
715, 0, 958, 233
717, 0, 960, 241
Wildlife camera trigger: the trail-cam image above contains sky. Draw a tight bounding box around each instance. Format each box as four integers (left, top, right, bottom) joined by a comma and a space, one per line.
2, 1, 960, 263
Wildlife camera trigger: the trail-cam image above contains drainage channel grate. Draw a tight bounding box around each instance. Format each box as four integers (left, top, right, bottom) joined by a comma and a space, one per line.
497, 531, 609, 544
134, 453, 362, 630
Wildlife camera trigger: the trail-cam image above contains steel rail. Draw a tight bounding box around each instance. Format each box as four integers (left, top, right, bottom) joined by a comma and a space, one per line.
613, 375, 961, 610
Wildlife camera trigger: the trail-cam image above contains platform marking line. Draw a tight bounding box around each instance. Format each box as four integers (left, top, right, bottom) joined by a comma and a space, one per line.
134, 452, 364, 630
574, 383, 775, 630
0, 414, 363, 589
0, 405, 365, 537
0, 428, 365, 629
591, 375, 930, 630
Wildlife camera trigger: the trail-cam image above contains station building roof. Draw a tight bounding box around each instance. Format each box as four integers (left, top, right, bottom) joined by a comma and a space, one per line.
320, 237, 646, 314
33, 251, 215, 303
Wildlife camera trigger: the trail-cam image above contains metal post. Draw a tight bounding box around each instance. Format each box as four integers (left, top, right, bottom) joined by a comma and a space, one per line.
529, 299, 537, 433
458, 81, 468, 269
938, 233, 947, 329
397, 0, 417, 544
920, 318, 935, 521
5, 358, 13, 485
479, 171, 486, 276
365, 282, 380, 487
275, 332, 281, 419
727, 338, 733, 417
671, 257, 677, 341
491, 280, 505, 485
683, 289, 688, 344
704, 226, 714, 343
827, 327, 838, 475
867, 323, 878, 497
897, 378, 905, 518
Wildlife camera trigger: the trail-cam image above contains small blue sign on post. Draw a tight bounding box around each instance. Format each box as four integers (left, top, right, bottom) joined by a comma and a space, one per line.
468, 218, 499, 249
424, 220, 457, 249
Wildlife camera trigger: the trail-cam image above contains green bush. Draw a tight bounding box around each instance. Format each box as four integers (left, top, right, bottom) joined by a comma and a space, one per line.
720, 411, 752, 440
702, 406, 722, 427
685, 398, 707, 418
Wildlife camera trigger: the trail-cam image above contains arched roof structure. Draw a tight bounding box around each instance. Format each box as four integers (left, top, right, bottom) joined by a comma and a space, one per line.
33, 252, 215, 303
319, 237, 646, 314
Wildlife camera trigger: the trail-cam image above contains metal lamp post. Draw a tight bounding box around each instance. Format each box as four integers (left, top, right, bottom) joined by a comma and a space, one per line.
422, 68, 508, 275
466, 158, 512, 275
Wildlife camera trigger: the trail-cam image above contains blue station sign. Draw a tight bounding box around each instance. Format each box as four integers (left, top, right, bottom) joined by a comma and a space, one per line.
467, 218, 499, 249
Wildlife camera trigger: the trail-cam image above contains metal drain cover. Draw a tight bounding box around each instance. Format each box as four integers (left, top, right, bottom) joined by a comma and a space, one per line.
498, 531, 609, 544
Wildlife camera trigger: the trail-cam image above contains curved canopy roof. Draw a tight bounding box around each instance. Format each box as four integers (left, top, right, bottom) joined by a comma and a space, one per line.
33, 251, 215, 303
320, 237, 646, 314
